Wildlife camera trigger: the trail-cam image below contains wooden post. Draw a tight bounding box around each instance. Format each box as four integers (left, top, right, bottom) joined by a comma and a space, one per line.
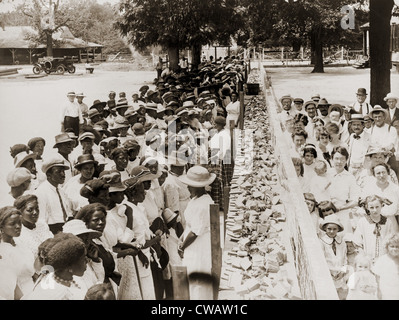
171, 265, 190, 300
210, 203, 222, 300
238, 82, 245, 130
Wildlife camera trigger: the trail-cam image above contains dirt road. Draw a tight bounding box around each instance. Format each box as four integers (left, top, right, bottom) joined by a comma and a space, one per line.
0, 63, 156, 197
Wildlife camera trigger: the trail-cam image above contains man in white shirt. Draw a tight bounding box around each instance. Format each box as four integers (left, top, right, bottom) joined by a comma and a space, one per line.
35, 154, 74, 234
60, 91, 84, 137
76, 92, 89, 122
347, 114, 371, 179
279, 94, 297, 121
384, 92, 399, 126
350, 88, 372, 116
369, 105, 399, 179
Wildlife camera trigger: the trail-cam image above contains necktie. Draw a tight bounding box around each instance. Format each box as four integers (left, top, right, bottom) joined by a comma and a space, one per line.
353, 134, 360, 140
56, 187, 68, 222
331, 238, 337, 255
287, 111, 290, 116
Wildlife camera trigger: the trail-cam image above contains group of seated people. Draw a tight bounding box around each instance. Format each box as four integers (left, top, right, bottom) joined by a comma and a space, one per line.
279, 89, 399, 300
0, 57, 247, 300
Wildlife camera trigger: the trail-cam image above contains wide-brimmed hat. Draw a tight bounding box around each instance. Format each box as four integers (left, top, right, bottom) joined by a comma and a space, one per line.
99, 170, 126, 193
74, 154, 98, 170
320, 214, 344, 232
139, 85, 149, 92
123, 139, 140, 151
113, 119, 130, 129
279, 94, 293, 104
145, 102, 158, 111
365, 146, 390, 157
88, 108, 102, 119
76, 92, 86, 98
6, 167, 32, 187
162, 208, 178, 224
178, 165, 216, 187
90, 99, 107, 110
328, 104, 343, 117
53, 133, 74, 148
304, 100, 317, 110
317, 98, 331, 107
13, 151, 36, 168
78, 132, 95, 142
63, 219, 102, 239
125, 166, 154, 188
125, 108, 138, 119
369, 105, 388, 119
383, 92, 399, 102
348, 113, 365, 122
182, 100, 195, 108
41, 154, 70, 173
356, 88, 367, 96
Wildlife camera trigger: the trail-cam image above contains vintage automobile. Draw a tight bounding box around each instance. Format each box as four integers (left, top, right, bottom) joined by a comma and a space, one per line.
32, 55, 76, 75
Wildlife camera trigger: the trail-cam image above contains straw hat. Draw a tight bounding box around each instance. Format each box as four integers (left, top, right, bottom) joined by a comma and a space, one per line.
99, 170, 126, 193
279, 94, 293, 104
53, 133, 73, 148
41, 154, 70, 173
369, 105, 388, 119
13, 152, 36, 168
383, 92, 399, 102
178, 165, 216, 187
348, 113, 365, 122
78, 132, 95, 142
125, 166, 154, 188
320, 214, 344, 232
162, 208, 178, 224
63, 219, 102, 239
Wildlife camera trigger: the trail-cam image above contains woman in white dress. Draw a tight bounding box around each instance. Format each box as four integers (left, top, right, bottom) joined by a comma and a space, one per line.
177, 165, 216, 299
225, 91, 240, 129
0, 206, 36, 297
13, 194, 53, 272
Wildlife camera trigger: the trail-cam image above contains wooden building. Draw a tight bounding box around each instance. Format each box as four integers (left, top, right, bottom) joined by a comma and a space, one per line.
0, 26, 104, 65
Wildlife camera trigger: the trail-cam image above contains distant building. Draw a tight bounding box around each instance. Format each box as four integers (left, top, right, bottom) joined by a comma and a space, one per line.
0, 25, 104, 65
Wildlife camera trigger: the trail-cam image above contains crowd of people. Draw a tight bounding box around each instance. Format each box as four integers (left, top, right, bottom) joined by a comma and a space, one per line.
0, 56, 248, 300
280, 89, 399, 300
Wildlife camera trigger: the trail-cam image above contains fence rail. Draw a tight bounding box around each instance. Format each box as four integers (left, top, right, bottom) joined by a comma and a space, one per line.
259, 63, 339, 300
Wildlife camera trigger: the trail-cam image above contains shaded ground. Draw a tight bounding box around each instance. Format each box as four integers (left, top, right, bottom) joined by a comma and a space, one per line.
266, 65, 399, 106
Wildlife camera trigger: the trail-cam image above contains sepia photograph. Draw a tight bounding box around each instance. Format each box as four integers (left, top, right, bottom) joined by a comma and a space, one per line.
0, 0, 398, 307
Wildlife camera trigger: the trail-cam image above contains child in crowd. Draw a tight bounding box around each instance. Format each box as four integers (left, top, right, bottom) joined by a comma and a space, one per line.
302, 143, 318, 182
319, 214, 349, 300
304, 193, 320, 233
372, 233, 399, 300
346, 254, 378, 300
309, 160, 331, 203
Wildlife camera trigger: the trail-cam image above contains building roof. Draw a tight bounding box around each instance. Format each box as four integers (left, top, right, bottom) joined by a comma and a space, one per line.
0, 26, 103, 49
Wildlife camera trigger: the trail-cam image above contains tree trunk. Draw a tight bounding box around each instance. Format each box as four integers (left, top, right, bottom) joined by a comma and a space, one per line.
191, 43, 202, 71
310, 29, 316, 65
369, 0, 394, 107
167, 45, 179, 72
311, 26, 324, 73
46, 31, 53, 57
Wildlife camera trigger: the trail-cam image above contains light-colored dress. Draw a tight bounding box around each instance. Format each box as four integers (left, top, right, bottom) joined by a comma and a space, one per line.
0, 256, 18, 300
14, 220, 53, 260
163, 173, 190, 227
62, 174, 89, 212
0, 241, 35, 296
181, 194, 214, 299
225, 100, 240, 129
353, 215, 397, 261
102, 203, 142, 300
22, 273, 87, 300
372, 254, 399, 300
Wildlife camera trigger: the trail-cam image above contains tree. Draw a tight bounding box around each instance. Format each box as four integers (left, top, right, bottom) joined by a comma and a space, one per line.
19, 0, 70, 57
369, 0, 395, 106
115, 0, 242, 71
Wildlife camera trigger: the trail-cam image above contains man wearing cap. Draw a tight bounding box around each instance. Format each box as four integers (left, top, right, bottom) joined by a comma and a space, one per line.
34, 154, 74, 234
350, 88, 371, 116
1, 167, 32, 207
70, 131, 101, 169
145, 103, 158, 127
76, 93, 88, 122
304, 100, 318, 140
316, 98, 331, 124
279, 94, 297, 123
293, 98, 305, 115
347, 114, 371, 178
384, 92, 399, 125
53, 133, 75, 184
60, 91, 84, 137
